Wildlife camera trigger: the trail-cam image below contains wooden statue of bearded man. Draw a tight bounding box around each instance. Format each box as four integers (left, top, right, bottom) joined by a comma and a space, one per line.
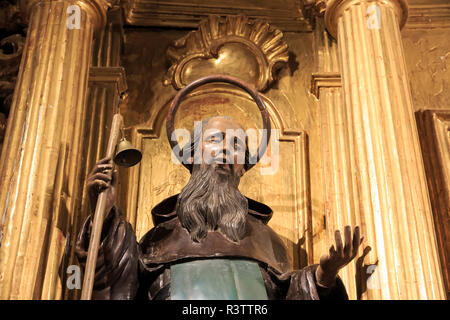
75, 76, 363, 300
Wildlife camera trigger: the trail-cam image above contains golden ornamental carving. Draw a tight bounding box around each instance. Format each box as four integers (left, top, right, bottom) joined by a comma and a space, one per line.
0, 34, 24, 103
302, 0, 328, 23
0, 34, 25, 152
164, 15, 289, 92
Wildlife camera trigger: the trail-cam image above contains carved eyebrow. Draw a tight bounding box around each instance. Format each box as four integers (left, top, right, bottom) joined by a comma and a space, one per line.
203, 129, 246, 148
203, 130, 224, 140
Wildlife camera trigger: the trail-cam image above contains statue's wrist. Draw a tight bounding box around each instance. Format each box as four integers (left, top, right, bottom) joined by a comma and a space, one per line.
315, 265, 338, 288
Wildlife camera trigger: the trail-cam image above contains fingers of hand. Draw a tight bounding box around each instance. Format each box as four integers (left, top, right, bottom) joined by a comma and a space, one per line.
89, 163, 113, 179
95, 164, 113, 174
87, 168, 112, 193
343, 225, 352, 257
88, 172, 111, 184
98, 156, 112, 165
334, 230, 344, 258
329, 244, 337, 256
352, 226, 361, 257
89, 157, 112, 175
88, 179, 110, 192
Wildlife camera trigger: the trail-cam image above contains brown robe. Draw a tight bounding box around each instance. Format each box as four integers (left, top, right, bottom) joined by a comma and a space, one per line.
75, 194, 348, 300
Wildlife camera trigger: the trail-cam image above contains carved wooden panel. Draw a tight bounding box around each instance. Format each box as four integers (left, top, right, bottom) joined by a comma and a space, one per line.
406, 2, 450, 29
416, 109, 450, 298
123, 0, 311, 32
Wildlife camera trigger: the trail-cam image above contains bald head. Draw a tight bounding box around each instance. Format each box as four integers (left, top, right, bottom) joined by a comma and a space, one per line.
201, 116, 245, 133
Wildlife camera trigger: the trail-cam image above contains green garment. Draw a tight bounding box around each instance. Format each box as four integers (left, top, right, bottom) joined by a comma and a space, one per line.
170, 259, 268, 300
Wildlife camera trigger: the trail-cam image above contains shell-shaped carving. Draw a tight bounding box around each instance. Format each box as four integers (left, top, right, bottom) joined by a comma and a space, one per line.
164, 15, 289, 92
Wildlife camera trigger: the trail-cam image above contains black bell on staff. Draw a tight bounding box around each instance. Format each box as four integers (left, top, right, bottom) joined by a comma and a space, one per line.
114, 138, 142, 168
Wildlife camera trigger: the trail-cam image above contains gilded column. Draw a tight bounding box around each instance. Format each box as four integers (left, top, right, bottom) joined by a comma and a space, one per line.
61, 8, 127, 300
0, 0, 109, 299
311, 16, 361, 299
323, 0, 445, 299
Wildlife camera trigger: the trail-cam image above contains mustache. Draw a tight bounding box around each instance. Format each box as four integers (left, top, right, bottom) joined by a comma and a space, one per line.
176, 164, 248, 242
206, 152, 247, 174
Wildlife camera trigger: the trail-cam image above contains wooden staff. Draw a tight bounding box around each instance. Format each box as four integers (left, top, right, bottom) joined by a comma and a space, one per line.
80, 113, 123, 300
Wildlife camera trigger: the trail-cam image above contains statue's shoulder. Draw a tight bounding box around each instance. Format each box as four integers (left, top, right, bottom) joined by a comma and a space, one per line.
137, 194, 290, 273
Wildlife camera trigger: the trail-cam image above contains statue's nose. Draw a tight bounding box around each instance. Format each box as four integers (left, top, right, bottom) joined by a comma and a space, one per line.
219, 145, 230, 162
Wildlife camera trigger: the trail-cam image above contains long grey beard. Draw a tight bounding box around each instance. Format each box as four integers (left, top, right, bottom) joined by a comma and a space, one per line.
176, 164, 248, 242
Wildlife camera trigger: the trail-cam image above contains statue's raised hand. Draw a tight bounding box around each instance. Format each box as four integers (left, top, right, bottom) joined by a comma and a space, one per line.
315, 226, 363, 288
86, 156, 117, 215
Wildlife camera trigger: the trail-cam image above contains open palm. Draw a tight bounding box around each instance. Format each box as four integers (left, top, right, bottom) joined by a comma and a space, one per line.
316, 226, 363, 287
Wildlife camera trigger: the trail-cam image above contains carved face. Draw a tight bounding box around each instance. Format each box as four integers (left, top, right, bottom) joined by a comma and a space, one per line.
199, 116, 247, 179
176, 116, 249, 242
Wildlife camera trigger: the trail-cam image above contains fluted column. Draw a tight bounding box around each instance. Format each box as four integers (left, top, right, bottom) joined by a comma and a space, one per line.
311, 16, 361, 299
324, 0, 445, 299
0, 0, 109, 299
61, 8, 127, 300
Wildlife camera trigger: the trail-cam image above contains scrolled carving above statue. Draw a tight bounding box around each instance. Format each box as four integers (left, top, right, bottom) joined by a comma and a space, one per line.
164, 15, 289, 92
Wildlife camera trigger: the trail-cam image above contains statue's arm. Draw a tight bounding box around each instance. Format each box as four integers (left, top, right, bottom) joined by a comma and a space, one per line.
262, 264, 348, 300
284, 226, 363, 300
75, 205, 139, 300
284, 265, 348, 300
